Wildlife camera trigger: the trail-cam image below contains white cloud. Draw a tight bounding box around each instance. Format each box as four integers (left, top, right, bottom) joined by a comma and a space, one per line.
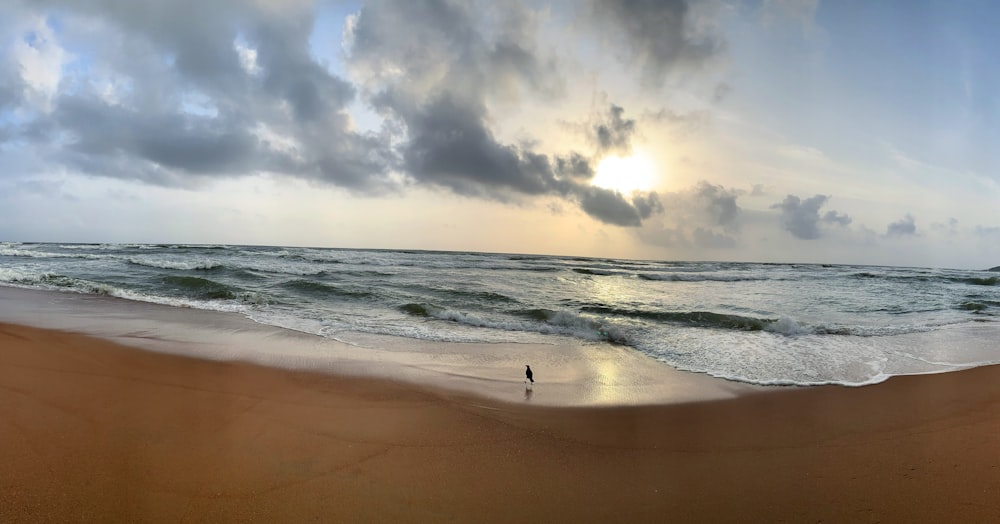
8, 15, 69, 113
233, 37, 261, 76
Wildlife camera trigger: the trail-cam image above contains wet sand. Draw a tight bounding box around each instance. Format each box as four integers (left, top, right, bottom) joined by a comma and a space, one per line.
3, 321, 1000, 522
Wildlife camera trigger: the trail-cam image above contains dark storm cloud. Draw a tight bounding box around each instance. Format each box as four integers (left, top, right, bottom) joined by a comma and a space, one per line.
580, 187, 662, 227
251, 12, 358, 122
52, 95, 258, 175
388, 90, 661, 226
885, 214, 917, 237
389, 92, 562, 197
631, 192, 664, 219
555, 153, 594, 179
587, 0, 725, 87
593, 104, 636, 154
771, 194, 851, 240
350, 0, 660, 226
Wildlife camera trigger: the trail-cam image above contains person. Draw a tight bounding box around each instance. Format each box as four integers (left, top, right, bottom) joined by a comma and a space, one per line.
525, 365, 534, 384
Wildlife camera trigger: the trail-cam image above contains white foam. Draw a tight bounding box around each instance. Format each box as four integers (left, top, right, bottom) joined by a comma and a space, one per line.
0, 248, 106, 260
765, 315, 810, 335
126, 256, 223, 271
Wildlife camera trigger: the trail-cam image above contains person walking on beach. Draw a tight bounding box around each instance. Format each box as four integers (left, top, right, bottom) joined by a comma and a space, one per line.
525, 365, 534, 385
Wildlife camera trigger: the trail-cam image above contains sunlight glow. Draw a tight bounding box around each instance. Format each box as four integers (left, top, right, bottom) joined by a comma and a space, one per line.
590, 151, 658, 193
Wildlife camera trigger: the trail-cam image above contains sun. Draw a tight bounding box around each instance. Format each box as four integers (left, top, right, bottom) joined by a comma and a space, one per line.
590, 150, 658, 194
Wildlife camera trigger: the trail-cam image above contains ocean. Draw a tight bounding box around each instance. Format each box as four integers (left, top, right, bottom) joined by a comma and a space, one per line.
2, 241, 998, 387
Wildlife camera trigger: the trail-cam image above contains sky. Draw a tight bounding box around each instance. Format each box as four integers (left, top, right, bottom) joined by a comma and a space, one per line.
1, 0, 998, 269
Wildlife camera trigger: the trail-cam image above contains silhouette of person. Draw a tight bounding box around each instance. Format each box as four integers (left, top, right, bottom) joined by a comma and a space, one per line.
525, 365, 534, 384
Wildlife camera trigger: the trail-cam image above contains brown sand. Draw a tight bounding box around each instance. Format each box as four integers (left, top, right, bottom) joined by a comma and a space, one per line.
2, 322, 1000, 522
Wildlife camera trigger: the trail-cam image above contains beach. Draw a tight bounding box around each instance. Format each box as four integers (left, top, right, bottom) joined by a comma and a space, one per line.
3, 290, 1000, 521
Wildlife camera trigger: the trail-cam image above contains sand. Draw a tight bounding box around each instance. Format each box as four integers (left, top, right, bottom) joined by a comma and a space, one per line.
3, 321, 1000, 522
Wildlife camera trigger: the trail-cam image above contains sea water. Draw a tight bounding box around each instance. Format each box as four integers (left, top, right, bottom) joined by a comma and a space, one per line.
1, 241, 998, 386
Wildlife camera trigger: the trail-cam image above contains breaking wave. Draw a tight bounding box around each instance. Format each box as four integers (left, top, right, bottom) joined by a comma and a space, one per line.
582, 306, 775, 331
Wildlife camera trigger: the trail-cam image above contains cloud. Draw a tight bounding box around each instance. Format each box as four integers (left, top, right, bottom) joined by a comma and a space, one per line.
555, 152, 594, 179
975, 225, 1000, 239
387, 90, 661, 226
3, 0, 394, 190
347, 0, 562, 103
580, 187, 662, 227
631, 191, 664, 220
639, 181, 743, 249
53, 95, 258, 174
586, 0, 725, 87
350, 0, 660, 226
823, 209, 852, 227
771, 194, 851, 239
5, 14, 68, 113
350, 0, 558, 196
695, 181, 741, 231
389, 92, 564, 197
930, 217, 959, 236
0, 12, 30, 112
2, 0, 666, 227
885, 214, 917, 237
593, 104, 636, 154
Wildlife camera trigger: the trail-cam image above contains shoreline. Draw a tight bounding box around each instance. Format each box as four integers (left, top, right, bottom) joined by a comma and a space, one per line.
4, 321, 1000, 521
0, 285, 762, 406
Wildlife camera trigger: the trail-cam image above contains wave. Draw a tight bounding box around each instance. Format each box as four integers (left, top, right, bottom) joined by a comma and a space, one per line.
442, 288, 520, 304
571, 268, 622, 276
516, 308, 559, 322
0, 248, 107, 260
959, 302, 988, 312
0, 268, 119, 295
638, 273, 766, 282
161, 275, 238, 300
395, 283, 521, 305
469, 263, 563, 272
397, 302, 512, 330
582, 306, 775, 331
0, 270, 268, 308
398, 302, 627, 343
957, 300, 1000, 313
582, 305, 963, 337
126, 257, 224, 271
280, 279, 374, 299
276, 253, 344, 264
53, 243, 120, 250
399, 302, 437, 317
850, 271, 999, 287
